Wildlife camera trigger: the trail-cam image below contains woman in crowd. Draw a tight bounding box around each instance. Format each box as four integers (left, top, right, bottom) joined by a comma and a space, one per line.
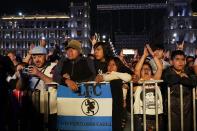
133, 44, 164, 131
95, 57, 132, 105
93, 42, 114, 75
95, 56, 132, 131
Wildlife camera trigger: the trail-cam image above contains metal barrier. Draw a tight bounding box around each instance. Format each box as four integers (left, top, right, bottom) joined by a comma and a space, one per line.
32, 81, 197, 131
167, 85, 196, 131
167, 87, 171, 131
32, 82, 58, 131
193, 87, 196, 131
44, 83, 58, 131
130, 80, 196, 131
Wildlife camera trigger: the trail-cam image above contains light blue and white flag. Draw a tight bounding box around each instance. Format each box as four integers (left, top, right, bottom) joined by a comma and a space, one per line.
57, 83, 112, 131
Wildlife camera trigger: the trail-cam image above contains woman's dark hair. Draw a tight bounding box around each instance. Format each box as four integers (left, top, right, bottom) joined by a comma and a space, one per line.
94, 42, 114, 60
142, 62, 154, 75
108, 57, 132, 74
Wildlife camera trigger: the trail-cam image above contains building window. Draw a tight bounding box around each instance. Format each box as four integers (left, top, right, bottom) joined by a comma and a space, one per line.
77, 21, 82, 27
77, 30, 82, 37
5, 33, 10, 39
6, 43, 9, 48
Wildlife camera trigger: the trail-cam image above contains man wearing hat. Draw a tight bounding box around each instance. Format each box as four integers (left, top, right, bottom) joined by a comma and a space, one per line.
54, 39, 94, 91
28, 46, 55, 87
27, 46, 57, 131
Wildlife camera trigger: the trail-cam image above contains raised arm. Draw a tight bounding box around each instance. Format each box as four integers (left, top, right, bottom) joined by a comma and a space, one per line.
146, 44, 162, 80
176, 41, 184, 51
23, 43, 34, 64
134, 46, 149, 78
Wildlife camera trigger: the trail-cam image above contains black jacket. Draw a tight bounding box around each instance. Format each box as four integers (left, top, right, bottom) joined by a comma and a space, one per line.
162, 66, 195, 131
60, 57, 94, 84
94, 60, 108, 75
162, 66, 195, 96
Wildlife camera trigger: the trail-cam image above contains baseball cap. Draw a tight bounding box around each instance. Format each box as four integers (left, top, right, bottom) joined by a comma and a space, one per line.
31, 46, 47, 55
65, 40, 82, 53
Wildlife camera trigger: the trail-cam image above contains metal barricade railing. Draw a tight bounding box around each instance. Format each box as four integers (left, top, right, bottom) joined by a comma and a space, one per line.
43, 83, 58, 131
193, 87, 196, 131
130, 80, 163, 131
180, 84, 184, 131
167, 87, 171, 131
32, 83, 58, 131
31, 81, 197, 131
43, 86, 49, 131
155, 82, 159, 131
167, 85, 196, 131
130, 80, 197, 131
130, 82, 134, 131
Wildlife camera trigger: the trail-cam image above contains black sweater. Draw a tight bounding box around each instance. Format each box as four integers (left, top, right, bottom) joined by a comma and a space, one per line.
60, 57, 94, 84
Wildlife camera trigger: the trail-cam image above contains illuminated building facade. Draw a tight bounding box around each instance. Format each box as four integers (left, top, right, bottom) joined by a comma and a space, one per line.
164, 0, 197, 55
0, 1, 90, 57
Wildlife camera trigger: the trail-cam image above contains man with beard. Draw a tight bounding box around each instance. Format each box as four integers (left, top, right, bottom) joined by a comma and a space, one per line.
27, 46, 57, 131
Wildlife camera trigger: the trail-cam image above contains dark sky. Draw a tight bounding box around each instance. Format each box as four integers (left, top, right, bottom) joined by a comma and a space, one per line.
0, 0, 70, 15
0, 0, 196, 15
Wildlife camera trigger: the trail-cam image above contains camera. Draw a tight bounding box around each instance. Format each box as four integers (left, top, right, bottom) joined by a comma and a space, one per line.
22, 67, 29, 74
21, 66, 33, 75
122, 49, 136, 64
122, 49, 135, 55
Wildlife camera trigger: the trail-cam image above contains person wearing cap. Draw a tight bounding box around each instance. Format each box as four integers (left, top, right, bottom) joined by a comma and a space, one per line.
27, 46, 57, 131
149, 44, 170, 73
54, 39, 94, 91
28, 46, 55, 85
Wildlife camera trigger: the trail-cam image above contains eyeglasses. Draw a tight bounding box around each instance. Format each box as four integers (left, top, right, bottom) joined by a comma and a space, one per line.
141, 68, 151, 71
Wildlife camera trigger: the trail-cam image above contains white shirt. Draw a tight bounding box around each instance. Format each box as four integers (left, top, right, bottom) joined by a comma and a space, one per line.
30, 62, 58, 114
102, 71, 131, 82
134, 83, 163, 115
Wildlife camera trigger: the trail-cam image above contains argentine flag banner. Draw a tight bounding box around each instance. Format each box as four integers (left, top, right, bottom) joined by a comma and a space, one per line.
57, 82, 112, 131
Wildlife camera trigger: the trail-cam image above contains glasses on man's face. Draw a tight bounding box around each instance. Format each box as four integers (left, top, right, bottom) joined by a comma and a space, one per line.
141, 68, 151, 71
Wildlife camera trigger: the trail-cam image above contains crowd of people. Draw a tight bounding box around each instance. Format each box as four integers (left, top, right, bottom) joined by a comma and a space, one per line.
0, 37, 197, 131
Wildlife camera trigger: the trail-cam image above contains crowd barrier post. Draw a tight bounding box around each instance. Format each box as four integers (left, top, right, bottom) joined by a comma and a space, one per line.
155, 82, 159, 131
43, 83, 58, 131
180, 84, 184, 131
193, 87, 196, 131
142, 82, 146, 131
43, 85, 49, 131
130, 82, 134, 131
167, 87, 171, 131
130, 80, 163, 131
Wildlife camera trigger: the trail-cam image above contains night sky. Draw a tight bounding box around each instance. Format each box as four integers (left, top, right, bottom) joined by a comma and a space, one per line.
0, 0, 196, 15
0, 0, 196, 39
0, 0, 70, 15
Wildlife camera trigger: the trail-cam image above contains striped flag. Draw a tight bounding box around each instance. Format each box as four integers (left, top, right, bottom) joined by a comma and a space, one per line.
57, 83, 112, 131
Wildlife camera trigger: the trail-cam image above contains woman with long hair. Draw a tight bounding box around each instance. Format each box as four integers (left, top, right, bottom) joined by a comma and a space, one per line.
93, 42, 114, 75
133, 44, 163, 131
95, 56, 132, 131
